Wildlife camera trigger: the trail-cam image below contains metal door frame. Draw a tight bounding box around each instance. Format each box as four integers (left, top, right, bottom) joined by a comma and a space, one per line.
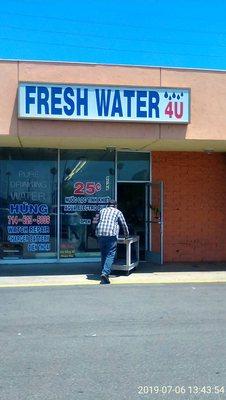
116, 180, 151, 261
145, 181, 164, 264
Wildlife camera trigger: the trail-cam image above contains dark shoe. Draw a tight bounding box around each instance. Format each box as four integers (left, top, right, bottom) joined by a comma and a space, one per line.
100, 274, 110, 284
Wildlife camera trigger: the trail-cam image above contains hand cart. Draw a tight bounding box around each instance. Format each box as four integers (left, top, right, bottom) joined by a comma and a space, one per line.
112, 235, 139, 274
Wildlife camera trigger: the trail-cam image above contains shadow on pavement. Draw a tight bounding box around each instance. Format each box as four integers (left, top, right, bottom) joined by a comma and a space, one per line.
135, 261, 226, 273
0, 261, 226, 278
0, 263, 101, 277
86, 274, 100, 281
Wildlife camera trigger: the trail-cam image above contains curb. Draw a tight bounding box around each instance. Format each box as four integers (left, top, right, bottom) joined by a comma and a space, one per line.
1, 272, 226, 288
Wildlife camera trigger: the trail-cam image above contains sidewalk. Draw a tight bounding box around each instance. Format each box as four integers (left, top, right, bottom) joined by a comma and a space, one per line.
1, 261, 226, 287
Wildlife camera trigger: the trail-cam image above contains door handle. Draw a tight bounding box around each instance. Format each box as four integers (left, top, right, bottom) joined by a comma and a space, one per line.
145, 220, 161, 223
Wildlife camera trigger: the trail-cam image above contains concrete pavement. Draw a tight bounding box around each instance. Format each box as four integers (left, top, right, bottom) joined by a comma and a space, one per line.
1, 261, 226, 287
1, 284, 225, 400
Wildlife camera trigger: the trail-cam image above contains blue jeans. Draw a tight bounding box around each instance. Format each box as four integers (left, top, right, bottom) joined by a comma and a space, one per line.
98, 236, 117, 276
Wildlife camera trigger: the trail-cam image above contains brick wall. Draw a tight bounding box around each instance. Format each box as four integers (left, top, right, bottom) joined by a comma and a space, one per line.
152, 152, 226, 262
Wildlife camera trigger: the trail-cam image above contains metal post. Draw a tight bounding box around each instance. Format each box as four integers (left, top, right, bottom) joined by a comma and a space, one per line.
57, 149, 60, 261
115, 149, 117, 201
160, 181, 164, 265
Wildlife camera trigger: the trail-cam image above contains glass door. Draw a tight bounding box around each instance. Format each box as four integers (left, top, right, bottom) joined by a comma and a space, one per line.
117, 182, 146, 260
145, 182, 163, 264
60, 150, 115, 260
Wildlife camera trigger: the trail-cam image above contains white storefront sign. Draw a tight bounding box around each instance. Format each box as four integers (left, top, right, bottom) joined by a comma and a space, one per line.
18, 83, 190, 123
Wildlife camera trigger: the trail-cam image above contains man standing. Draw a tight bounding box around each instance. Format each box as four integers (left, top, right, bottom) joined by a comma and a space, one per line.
95, 199, 129, 284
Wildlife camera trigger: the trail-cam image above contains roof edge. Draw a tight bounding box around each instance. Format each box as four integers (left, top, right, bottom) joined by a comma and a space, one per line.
0, 57, 226, 74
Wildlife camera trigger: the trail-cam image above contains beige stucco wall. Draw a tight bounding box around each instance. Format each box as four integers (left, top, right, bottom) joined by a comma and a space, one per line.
161, 68, 226, 141
0, 60, 226, 150
0, 61, 20, 146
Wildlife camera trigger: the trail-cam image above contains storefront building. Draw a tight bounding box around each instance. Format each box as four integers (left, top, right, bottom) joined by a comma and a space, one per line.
0, 60, 226, 264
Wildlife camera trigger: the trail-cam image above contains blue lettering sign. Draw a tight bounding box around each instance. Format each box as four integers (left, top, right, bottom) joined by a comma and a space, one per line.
25, 86, 36, 113
37, 86, 49, 115
95, 89, 111, 116
111, 90, 123, 117
8, 235, 29, 243
149, 91, 160, 118
19, 84, 189, 123
28, 243, 37, 252
137, 91, 147, 118
51, 86, 62, 115
9, 203, 49, 215
123, 90, 135, 117
63, 87, 75, 116
76, 88, 88, 116
7, 226, 29, 234
9, 204, 20, 214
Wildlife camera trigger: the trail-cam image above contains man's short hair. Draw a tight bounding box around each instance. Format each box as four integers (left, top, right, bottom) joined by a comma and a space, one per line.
108, 199, 117, 207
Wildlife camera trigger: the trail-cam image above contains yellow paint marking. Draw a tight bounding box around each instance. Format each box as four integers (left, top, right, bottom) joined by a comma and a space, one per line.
0, 279, 226, 288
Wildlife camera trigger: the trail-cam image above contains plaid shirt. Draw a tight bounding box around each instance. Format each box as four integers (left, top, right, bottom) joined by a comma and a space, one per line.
95, 206, 129, 238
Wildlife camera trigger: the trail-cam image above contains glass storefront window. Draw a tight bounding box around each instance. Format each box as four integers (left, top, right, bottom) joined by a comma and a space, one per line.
0, 148, 57, 260
117, 152, 150, 181
60, 150, 115, 259
0, 148, 150, 263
